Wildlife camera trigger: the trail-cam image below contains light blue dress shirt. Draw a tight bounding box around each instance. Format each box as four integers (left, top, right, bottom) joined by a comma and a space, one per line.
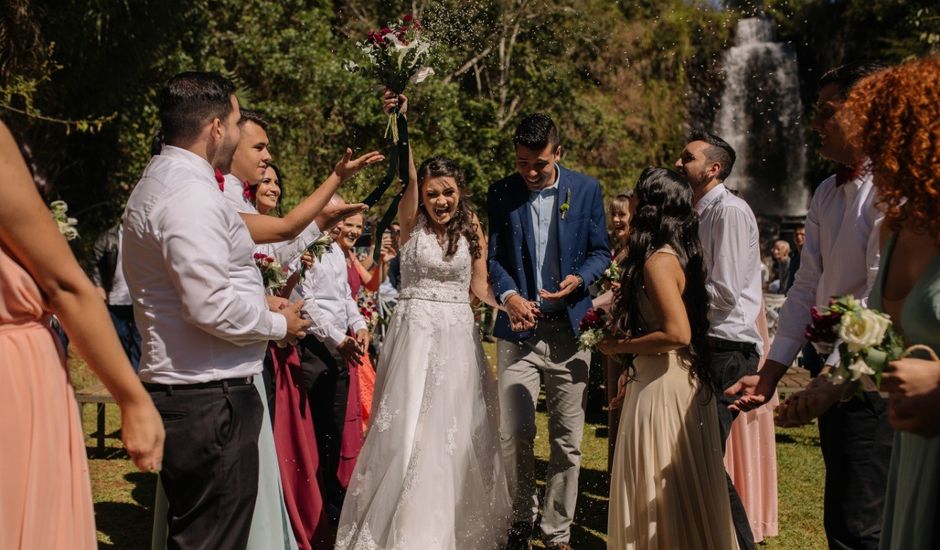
500, 169, 564, 312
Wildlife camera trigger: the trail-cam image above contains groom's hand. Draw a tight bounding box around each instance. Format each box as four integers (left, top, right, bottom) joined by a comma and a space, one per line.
539, 274, 582, 301
505, 294, 538, 331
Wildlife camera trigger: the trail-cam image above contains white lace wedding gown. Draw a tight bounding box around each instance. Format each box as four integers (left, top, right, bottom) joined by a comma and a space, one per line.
335, 215, 511, 550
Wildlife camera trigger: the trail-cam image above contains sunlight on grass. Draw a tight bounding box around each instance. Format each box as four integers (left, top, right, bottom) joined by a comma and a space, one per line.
77, 345, 826, 548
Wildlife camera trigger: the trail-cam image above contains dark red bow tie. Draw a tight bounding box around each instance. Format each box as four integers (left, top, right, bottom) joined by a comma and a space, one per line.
214, 169, 225, 192
835, 166, 859, 187
242, 180, 255, 202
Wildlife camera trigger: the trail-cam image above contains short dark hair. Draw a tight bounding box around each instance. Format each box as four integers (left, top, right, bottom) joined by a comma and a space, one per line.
513, 113, 559, 151
238, 108, 268, 131
819, 63, 886, 99
158, 71, 236, 145
687, 129, 736, 181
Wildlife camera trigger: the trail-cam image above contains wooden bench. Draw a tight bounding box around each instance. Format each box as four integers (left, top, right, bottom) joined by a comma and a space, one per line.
74, 383, 115, 452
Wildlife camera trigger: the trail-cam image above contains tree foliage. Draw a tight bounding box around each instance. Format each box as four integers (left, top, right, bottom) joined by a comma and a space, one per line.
1, 0, 936, 259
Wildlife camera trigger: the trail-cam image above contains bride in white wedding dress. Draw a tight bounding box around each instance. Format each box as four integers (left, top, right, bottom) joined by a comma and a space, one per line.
335, 99, 510, 550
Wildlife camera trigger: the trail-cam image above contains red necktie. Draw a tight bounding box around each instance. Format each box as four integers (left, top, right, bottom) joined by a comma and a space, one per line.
214, 168, 225, 192
242, 180, 253, 202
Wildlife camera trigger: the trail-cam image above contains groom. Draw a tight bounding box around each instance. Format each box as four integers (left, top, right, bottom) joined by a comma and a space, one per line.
488, 113, 610, 550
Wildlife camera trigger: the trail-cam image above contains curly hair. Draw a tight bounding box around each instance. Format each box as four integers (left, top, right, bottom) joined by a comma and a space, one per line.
611, 167, 714, 395
416, 156, 482, 259
840, 55, 940, 244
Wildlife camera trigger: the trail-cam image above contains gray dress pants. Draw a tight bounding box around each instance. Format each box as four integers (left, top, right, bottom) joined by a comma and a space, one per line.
497, 316, 590, 545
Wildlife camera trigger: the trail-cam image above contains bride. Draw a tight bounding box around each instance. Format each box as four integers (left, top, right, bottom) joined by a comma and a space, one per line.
335, 94, 510, 549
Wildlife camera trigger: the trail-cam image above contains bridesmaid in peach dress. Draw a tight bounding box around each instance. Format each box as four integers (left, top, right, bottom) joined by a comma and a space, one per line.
0, 121, 164, 549
723, 301, 779, 543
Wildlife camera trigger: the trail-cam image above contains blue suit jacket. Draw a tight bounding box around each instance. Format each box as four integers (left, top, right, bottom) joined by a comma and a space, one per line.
487, 165, 611, 342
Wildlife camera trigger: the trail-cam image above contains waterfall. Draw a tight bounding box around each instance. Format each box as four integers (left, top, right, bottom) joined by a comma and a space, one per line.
715, 17, 807, 217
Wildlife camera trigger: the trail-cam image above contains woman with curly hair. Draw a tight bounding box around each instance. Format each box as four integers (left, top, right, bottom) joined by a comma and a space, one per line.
598, 167, 737, 549
840, 55, 940, 550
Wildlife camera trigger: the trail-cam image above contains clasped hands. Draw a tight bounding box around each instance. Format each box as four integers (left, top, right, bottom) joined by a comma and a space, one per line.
338, 329, 370, 366
505, 275, 581, 332
266, 296, 309, 346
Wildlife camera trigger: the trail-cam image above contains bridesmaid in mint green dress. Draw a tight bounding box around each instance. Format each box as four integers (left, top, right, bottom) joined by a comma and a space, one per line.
869, 230, 940, 550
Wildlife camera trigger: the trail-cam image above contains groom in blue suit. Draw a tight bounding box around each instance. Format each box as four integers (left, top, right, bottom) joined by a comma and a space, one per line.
488, 114, 610, 550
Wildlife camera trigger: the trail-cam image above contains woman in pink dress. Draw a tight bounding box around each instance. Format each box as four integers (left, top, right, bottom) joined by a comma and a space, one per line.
723, 300, 779, 543
0, 121, 163, 549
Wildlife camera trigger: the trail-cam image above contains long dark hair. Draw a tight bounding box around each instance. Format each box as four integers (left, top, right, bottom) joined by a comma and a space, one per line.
612, 167, 713, 394
416, 156, 482, 259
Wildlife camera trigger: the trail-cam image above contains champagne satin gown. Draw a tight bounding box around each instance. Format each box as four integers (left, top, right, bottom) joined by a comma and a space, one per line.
607, 247, 738, 550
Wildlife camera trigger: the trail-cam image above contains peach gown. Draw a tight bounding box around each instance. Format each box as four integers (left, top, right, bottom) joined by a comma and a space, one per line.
723, 300, 779, 543
0, 245, 96, 549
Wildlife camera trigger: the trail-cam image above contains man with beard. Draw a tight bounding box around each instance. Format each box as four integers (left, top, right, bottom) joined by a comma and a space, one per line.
728, 64, 890, 550
675, 130, 763, 550
122, 72, 311, 549
489, 113, 611, 550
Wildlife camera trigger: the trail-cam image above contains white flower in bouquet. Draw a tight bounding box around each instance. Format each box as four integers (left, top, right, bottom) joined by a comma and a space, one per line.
49, 200, 79, 241
846, 357, 876, 381
578, 328, 603, 352
346, 14, 434, 143
839, 308, 892, 353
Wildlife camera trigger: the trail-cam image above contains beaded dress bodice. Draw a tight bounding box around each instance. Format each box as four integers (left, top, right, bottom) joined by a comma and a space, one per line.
397, 215, 471, 304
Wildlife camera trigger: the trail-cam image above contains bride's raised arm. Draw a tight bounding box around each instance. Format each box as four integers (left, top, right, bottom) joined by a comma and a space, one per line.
384, 91, 420, 245
470, 214, 500, 310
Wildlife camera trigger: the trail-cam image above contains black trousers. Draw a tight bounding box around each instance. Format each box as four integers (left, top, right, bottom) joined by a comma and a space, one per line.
298, 335, 350, 514
149, 381, 263, 550
709, 338, 760, 550
818, 392, 893, 549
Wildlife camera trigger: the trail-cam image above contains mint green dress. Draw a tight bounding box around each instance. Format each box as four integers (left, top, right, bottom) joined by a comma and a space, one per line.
870, 234, 940, 550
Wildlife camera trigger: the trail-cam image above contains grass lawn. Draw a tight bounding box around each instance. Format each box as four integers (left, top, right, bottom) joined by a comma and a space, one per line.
75, 345, 826, 548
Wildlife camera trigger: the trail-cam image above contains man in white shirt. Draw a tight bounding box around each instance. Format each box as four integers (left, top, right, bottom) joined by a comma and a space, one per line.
295, 196, 369, 519
122, 71, 310, 549
675, 130, 763, 550
729, 64, 891, 550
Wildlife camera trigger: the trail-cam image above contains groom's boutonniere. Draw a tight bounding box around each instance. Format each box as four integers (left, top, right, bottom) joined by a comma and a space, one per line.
560, 189, 571, 220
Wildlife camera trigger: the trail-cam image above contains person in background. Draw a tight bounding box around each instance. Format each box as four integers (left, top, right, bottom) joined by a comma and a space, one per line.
91, 220, 141, 370
786, 225, 805, 294
768, 239, 792, 294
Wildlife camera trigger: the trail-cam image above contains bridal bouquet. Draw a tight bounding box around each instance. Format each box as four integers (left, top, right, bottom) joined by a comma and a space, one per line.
578, 308, 610, 352
50, 200, 79, 241
253, 253, 288, 291
805, 295, 904, 390
345, 14, 434, 142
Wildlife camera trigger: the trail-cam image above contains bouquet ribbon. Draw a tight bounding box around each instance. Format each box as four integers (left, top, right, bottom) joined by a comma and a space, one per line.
366, 107, 410, 263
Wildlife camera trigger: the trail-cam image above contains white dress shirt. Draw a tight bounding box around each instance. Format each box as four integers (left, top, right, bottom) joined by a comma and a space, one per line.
767, 170, 883, 366
221, 174, 323, 269
297, 242, 367, 351
254, 222, 322, 269
695, 183, 764, 353
122, 146, 287, 384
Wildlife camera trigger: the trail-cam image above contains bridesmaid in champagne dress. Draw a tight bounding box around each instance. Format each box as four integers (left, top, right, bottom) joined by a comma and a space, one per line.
0, 121, 163, 549
599, 168, 737, 550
